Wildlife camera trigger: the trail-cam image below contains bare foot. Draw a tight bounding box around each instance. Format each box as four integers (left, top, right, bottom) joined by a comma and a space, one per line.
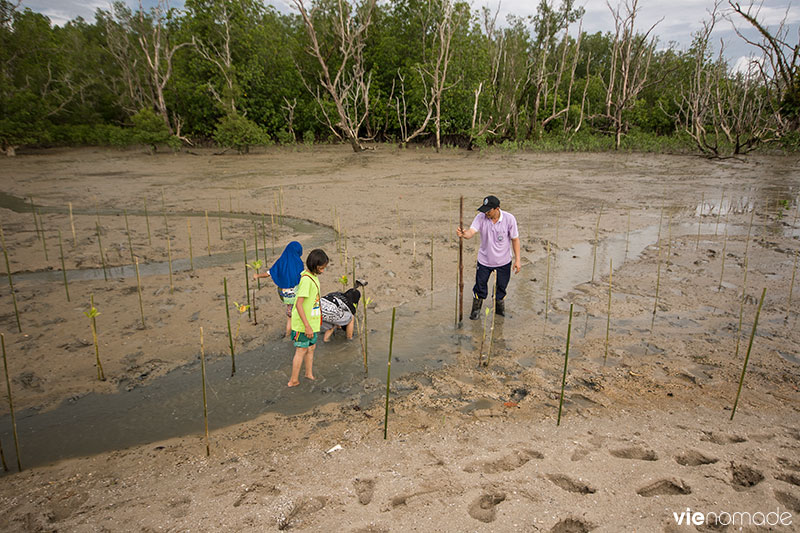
305, 374, 316, 381
287, 380, 300, 387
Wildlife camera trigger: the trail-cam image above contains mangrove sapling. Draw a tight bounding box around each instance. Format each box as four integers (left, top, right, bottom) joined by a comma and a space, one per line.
58, 230, 70, 302
604, 259, 612, 364
223, 278, 235, 375
205, 211, 211, 256
199, 327, 210, 457
1, 333, 21, 471
166, 233, 174, 294
243, 240, 251, 320
338, 275, 348, 292
231, 301, 250, 356
217, 200, 223, 240
478, 307, 490, 366
69, 202, 77, 247
384, 307, 396, 440
0, 226, 21, 332
143, 198, 152, 245
85, 295, 105, 381
96, 222, 108, 282
718, 228, 728, 291
788, 250, 798, 319
247, 259, 264, 291
124, 209, 135, 264
730, 287, 766, 421
557, 303, 574, 426
134, 257, 145, 329
187, 218, 194, 271
591, 206, 602, 283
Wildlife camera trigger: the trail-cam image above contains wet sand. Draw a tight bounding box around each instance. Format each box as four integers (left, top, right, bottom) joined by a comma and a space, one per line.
0, 146, 798, 531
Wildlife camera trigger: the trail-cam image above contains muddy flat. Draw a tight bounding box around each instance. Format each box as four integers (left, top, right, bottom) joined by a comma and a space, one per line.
0, 146, 798, 531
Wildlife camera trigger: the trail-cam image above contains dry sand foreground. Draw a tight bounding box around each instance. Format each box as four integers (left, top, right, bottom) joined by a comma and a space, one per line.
0, 146, 798, 532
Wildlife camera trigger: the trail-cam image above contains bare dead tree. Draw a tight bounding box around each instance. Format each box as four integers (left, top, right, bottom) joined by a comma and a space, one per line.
601, 0, 661, 149
136, 0, 192, 134
292, 0, 376, 153
729, 1, 800, 132
101, 4, 151, 116
282, 97, 298, 140
191, 2, 237, 116
393, 69, 433, 147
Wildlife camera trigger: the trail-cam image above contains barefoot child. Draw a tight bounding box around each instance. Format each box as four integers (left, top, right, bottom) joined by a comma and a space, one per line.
287, 249, 328, 387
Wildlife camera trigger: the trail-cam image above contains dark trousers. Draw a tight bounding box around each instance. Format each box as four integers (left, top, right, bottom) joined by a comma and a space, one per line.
473, 261, 511, 301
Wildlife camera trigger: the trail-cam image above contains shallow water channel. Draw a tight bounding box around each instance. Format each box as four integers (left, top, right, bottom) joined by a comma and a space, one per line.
0, 192, 789, 470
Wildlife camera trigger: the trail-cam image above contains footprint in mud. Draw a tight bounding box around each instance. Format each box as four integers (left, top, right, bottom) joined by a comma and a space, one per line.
637, 479, 691, 497
354, 478, 376, 505
729, 462, 764, 490
674, 450, 718, 467
774, 490, 800, 513
166, 495, 192, 519
467, 492, 506, 523
777, 457, 800, 472
775, 472, 800, 487
463, 449, 544, 474
550, 517, 594, 532
701, 432, 747, 445
609, 446, 658, 461
546, 474, 596, 494
571, 446, 590, 462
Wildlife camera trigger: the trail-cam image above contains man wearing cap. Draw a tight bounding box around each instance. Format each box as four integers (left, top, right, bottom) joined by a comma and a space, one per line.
456, 195, 521, 319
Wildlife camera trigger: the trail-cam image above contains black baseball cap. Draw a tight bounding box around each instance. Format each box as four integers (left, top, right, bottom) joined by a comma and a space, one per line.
477, 195, 500, 213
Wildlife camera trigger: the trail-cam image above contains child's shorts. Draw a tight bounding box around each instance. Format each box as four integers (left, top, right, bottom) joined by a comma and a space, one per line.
291, 330, 318, 348
278, 287, 297, 305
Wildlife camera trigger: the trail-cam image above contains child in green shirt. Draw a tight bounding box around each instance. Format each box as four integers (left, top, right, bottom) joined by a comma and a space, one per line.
288, 249, 329, 387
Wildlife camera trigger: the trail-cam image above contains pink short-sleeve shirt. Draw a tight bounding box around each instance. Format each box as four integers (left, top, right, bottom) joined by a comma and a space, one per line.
470, 209, 519, 267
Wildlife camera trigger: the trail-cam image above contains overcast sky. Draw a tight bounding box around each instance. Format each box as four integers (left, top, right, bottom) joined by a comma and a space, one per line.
19, 0, 800, 69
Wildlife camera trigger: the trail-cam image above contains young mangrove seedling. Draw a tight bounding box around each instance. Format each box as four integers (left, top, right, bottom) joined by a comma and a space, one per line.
338, 274, 348, 292
232, 301, 251, 354
247, 259, 264, 290
478, 306, 491, 367
84, 295, 105, 381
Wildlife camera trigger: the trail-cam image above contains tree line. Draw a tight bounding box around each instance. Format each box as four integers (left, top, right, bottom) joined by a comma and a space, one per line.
1, 0, 797, 156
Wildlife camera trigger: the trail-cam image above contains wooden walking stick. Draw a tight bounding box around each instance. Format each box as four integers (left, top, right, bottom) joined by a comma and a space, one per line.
458, 197, 465, 321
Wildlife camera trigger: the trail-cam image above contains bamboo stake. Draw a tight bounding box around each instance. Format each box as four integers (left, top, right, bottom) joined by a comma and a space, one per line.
252, 289, 258, 325
430, 235, 434, 309
0, 226, 21, 332
224, 277, 235, 375
363, 284, 369, 369
161, 189, 169, 237
187, 218, 194, 271
718, 228, 728, 291
0, 426, 5, 472
58, 230, 69, 302
486, 284, 497, 367
135, 257, 145, 329
68, 201, 77, 247
544, 240, 551, 328
199, 327, 210, 457
253, 221, 259, 265
280, 186, 284, 225
696, 192, 704, 251
651, 238, 663, 333
143, 197, 152, 245
591, 206, 602, 282
625, 208, 631, 257
36, 209, 48, 261
96, 221, 108, 282
124, 209, 135, 264
734, 257, 749, 358
412, 223, 416, 264
2, 333, 22, 471
665, 213, 673, 266
788, 250, 798, 318
730, 287, 766, 421
217, 200, 223, 240
604, 259, 612, 364
715, 188, 724, 236
557, 303, 574, 426
261, 217, 268, 265
270, 212, 276, 255
166, 233, 174, 294
458, 196, 464, 324
205, 210, 211, 256
244, 240, 251, 320
30, 197, 40, 248
555, 209, 559, 246
383, 307, 396, 440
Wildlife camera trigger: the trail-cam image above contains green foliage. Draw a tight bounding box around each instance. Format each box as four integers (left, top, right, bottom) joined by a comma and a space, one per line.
132, 108, 180, 152
303, 129, 315, 146
213, 114, 268, 153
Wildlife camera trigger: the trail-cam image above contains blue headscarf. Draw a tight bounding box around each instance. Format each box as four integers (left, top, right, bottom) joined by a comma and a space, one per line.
269, 241, 304, 289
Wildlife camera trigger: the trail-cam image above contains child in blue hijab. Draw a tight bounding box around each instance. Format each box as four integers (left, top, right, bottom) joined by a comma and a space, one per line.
253, 241, 304, 337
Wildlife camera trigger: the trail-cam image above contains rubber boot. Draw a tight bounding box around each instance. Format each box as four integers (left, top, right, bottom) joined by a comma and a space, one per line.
495, 299, 505, 317
469, 297, 483, 320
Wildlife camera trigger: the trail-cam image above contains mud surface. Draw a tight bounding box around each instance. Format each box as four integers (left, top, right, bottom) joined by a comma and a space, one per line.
0, 146, 798, 531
